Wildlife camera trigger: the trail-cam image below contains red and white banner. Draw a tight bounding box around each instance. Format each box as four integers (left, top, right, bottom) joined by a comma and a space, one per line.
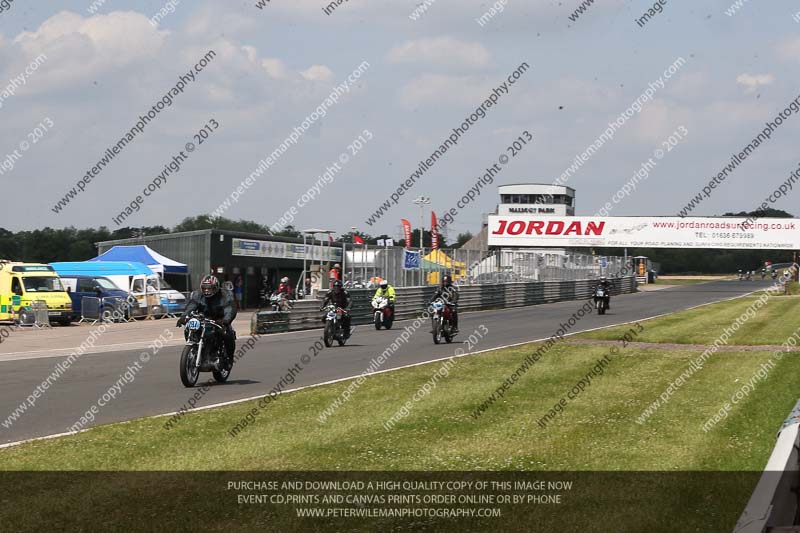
431, 211, 439, 250
401, 219, 412, 249
353, 234, 365, 245
487, 216, 800, 249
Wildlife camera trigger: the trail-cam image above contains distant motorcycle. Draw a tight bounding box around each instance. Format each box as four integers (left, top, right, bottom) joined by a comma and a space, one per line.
745, 271, 751, 281
371, 296, 394, 330
431, 300, 456, 344
772, 271, 778, 280
179, 312, 233, 387
321, 304, 348, 347
269, 291, 292, 312
594, 286, 609, 315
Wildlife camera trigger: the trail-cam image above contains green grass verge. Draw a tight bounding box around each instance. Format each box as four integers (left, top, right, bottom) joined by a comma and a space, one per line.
578, 295, 800, 345
1, 344, 795, 472
3, 293, 799, 530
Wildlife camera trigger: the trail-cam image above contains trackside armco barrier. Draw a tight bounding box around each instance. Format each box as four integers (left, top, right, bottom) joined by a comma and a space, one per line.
251, 277, 637, 334
734, 399, 800, 532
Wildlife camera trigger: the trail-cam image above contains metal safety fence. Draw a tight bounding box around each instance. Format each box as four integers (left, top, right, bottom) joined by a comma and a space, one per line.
252, 276, 637, 335
344, 247, 631, 288
16, 300, 51, 329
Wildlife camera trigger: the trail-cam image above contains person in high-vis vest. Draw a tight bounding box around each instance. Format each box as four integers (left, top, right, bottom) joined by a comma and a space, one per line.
372, 280, 396, 314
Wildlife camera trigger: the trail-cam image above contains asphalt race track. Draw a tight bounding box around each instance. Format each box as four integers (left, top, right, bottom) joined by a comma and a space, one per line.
0, 280, 773, 445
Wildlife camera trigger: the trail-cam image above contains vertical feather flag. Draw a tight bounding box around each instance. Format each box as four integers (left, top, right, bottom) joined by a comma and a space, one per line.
431, 211, 439, 250
401, 219, 412, 249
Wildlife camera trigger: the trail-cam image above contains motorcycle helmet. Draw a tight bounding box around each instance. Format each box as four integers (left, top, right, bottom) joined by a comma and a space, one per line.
334, 263, 341, 269
200, 275, 220, 297
281, 277, 289, 283
380, 280, 388, 288
442, 275, 452, 286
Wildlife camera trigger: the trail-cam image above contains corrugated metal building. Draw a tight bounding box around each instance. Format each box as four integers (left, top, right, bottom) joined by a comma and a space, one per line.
97, 230, 343, 308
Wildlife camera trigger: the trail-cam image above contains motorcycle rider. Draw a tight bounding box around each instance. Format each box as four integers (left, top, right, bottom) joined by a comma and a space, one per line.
738, 269, 743, 280
761, 268, 766, 279
372, 279, 396, 314
595, 276, 611, 310
277, 276, 292, 298
430, 275, 459, 333
320, 279, 352, 338
177, 275, 236, 361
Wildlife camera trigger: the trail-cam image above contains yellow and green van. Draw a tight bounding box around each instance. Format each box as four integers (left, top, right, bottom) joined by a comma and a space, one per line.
0, 262, 72, 325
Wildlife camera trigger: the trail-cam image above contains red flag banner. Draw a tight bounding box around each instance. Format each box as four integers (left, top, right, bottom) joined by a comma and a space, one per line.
431, 211, 439, 250
401, 219, 412, 249
354, 234, 365, 244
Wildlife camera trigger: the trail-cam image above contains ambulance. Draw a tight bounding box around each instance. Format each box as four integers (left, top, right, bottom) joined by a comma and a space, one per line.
0, 261, 73, 325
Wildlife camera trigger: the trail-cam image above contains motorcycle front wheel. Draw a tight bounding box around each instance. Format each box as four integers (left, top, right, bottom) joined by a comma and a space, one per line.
374, 312, 382, 330
179, 344, 200, 387
432, 319, 442, 344
324, 322, 335, 347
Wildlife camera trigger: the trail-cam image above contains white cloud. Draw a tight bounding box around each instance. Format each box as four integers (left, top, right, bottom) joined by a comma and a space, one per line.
387, 37, 490, 69
11, 11, 166, 89
301, 65, 333, 81
262, 58, 290, 80
736, 73, 774, 93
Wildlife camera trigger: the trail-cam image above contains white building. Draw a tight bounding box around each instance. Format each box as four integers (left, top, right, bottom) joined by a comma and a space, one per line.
496, 183, 576, 216
465, 183, 580, 279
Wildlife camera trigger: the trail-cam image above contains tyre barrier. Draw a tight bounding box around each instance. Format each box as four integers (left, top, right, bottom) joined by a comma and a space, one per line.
250, 276, 637, 335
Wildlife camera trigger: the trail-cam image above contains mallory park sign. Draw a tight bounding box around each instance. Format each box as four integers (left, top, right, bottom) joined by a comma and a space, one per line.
487, 216, 800, 250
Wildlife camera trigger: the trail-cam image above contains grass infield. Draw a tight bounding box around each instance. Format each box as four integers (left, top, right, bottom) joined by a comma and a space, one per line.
2, 293, 798, 530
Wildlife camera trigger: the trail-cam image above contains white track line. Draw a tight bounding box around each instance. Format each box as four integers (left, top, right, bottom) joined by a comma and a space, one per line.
0, 285, 757, 450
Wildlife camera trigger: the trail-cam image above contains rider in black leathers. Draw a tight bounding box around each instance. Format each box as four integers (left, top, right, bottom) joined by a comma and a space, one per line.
430, 275, 459, 333
177, 275, 236, 359
595, 276, 611, 310
320, 280, 352, 338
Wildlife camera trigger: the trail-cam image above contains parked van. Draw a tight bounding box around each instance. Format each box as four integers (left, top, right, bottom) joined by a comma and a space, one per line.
50, 261, 185, 317
0, 261, 73, 325
55, 274, 131, 321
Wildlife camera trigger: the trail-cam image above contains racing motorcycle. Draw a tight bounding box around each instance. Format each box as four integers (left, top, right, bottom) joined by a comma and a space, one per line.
761, 269, 766, 280
772, 270, 778, 280
269, 291, 292, 312
179, 312, 233, 387
738, 271, 743, 281
372, 296, 394, 330
322, 304, 349, 347
745, 271, 752, 281
431, 300, 456, 344
594, 286, 609, 315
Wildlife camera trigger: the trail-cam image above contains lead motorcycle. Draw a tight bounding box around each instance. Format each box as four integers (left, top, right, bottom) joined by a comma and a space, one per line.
431, 300, 456, 344
179, 312, 233, 387
594, 286, 608, 315
322, 304, 349, 347
372, 296, 394, 330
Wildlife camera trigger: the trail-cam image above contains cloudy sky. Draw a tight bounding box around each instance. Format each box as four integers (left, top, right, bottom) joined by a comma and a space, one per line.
1, 0, 799, 240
